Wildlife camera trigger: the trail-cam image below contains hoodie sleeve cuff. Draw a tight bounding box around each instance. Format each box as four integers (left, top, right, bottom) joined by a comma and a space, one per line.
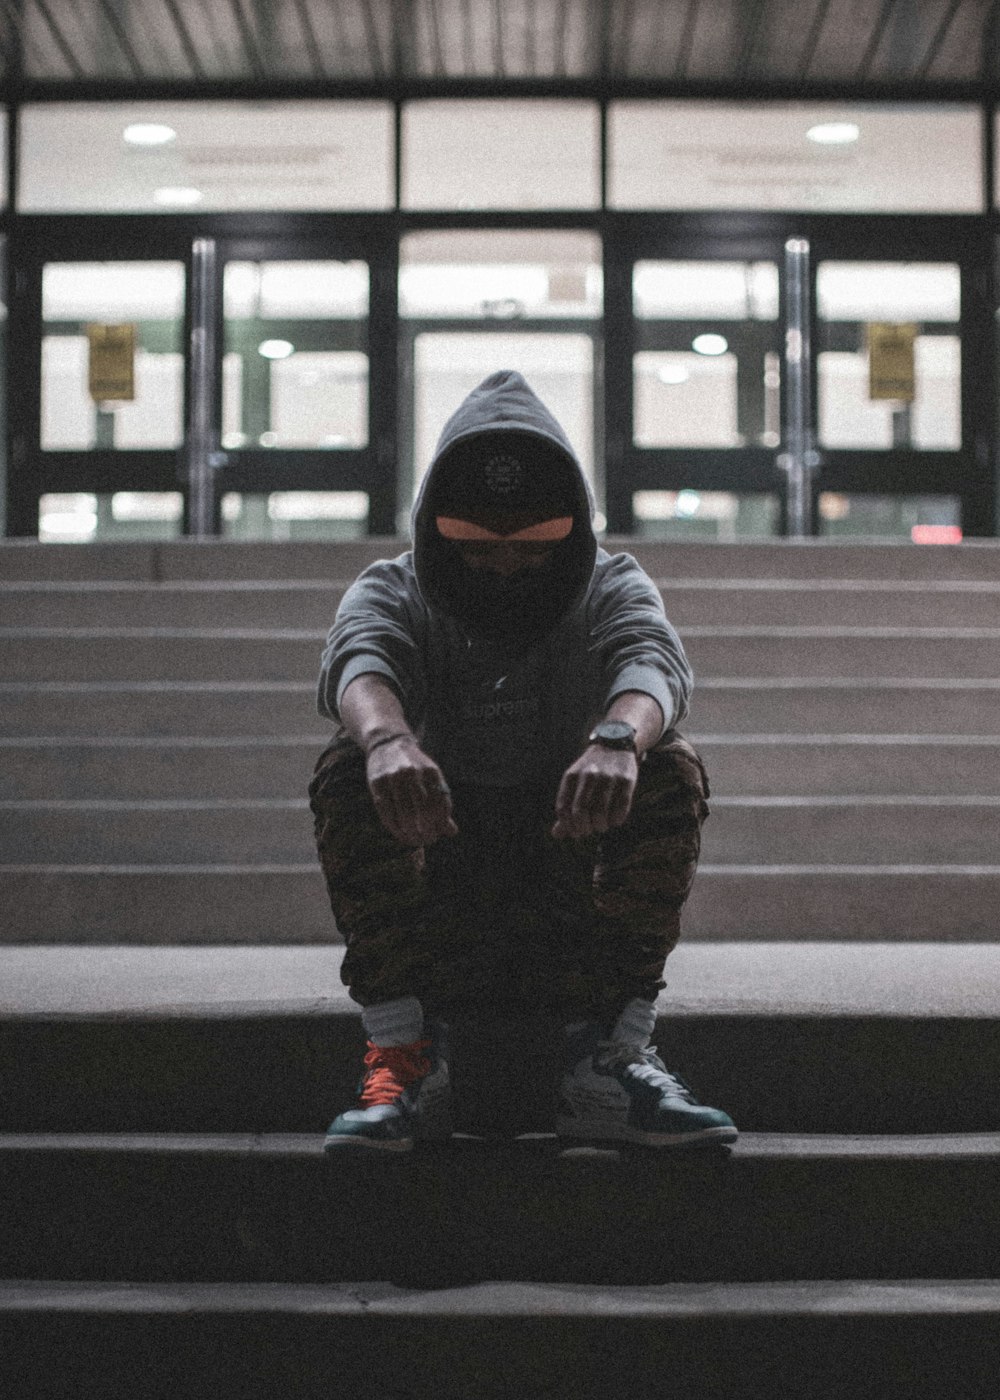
334, 655, 404, 714
604, 664, 678, 738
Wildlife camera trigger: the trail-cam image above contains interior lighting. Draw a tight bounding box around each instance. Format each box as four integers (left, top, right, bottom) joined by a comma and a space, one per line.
657, 363, 690, 385
911, 524, 962, 544
258, 339, 295, 359
676, 490, 701, 517
806, 122, 860, 145
692, 334, 728, 356
153, 186, 203, 206
124, 123, 177, 146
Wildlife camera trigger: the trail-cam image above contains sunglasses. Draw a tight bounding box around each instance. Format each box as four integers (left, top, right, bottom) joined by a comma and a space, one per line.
435, 515, 573, 543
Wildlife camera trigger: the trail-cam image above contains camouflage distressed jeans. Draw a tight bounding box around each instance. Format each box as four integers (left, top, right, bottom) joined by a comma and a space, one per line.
309, 731, 710, 1027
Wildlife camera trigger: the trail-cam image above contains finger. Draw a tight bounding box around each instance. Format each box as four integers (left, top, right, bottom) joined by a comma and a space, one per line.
395, 770, 439, 846
371, 796, 409, 846
553, 772, 578, 830
419, 769, 453, 817
417, 782, 456, 844
607, 778, 635, 829
570, 772, 613, 836
413, 770, 460, 845
368, 769, 420, 846
369, 777, 407, 842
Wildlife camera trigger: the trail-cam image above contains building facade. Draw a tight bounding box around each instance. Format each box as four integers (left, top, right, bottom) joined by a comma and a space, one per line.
2, 1, 999, 542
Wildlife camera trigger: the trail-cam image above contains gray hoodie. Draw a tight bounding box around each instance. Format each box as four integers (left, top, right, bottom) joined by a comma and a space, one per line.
317, 371, 692, 790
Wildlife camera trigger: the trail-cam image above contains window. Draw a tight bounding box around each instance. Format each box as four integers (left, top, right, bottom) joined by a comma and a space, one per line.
817, 263, 961, 451
21, 101, 394, 212
632, 261, 781, 449
222, 261, 369, 450
403, 100, 600, 209
41, 262, 185, 452
400, 230, 602, 319
610, 103, 982, 213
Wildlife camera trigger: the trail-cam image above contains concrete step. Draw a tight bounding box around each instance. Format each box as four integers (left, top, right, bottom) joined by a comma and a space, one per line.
0, 682, 319, 737
2, 1131, 999, 1287
2, 863, 999, 942
2, 678, 997, 739
4, 796, 998, 865
2, 1278, 997, 1400
6, 576, 1000, 630
693, 680, 1000, 735
0, 538, 400, 583
0, 799, 316, 864
0, 627, 325, 682
5, 735, 1000, 800
703, 797, 1000, 864
1, 581, 348, 630
5, 624, 1000, 683
662, 578, 1000, 628
686, 628, 1000, 681
3, 943, 999, 1135
4, 537, 1000, 583
630, 539, 1000, 583
0, 580, 347, 629
0, 737, 326, 800
696, 735, 1000, 796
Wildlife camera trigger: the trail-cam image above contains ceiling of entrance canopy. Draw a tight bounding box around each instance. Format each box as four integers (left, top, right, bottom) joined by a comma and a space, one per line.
0, 0, 993, 94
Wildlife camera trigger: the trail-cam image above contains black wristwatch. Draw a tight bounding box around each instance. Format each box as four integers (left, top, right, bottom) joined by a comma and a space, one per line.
587, 720, 638, 754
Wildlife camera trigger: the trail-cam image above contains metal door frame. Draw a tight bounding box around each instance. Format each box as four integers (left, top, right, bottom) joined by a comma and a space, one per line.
4, 212, 401, 537
603, 210, 994, 537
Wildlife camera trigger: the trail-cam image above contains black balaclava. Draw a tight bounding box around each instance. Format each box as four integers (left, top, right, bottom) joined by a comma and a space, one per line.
428, 430, 582, 645
411, 371, 598, 648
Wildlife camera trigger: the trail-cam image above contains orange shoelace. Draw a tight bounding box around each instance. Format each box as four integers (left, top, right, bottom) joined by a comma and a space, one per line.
359, 1038, 432, 1107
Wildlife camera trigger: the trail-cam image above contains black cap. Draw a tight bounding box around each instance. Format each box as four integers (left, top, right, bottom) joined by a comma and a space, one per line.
431, 430, 576, 527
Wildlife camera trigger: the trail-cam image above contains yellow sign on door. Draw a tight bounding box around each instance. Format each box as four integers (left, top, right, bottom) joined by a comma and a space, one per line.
867, 322, 916, 402
87, 323, 136, 402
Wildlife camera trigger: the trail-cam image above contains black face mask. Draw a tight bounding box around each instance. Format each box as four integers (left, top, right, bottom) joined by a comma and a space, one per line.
439, 548, 568, 645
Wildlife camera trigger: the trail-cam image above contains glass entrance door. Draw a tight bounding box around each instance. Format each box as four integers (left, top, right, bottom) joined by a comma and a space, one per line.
398, 229, 604, 530
212, 237, 395, 539
13, 231, 397, 541
607, 225, 989, 539
812, 254, 979, 539
625, 252, 785, 538
25, 253, 189, 542
601, 228, 793, 538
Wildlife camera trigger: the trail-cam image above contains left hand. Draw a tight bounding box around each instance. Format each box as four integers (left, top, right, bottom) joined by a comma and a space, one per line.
551, 744, 639, 840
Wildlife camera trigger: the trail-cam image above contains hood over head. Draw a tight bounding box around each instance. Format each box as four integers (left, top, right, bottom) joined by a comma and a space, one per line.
411, 371, 597, 643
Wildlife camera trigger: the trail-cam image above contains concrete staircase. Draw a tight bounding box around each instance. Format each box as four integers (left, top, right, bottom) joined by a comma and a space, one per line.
2, 535, 1000, 1398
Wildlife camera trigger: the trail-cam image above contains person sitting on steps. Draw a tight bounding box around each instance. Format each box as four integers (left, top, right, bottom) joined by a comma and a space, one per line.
309, 369, 737, 1153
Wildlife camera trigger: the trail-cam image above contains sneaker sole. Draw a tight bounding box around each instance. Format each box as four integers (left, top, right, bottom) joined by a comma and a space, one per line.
555, 1117, 738, 1148
323, 1135, 414, 1153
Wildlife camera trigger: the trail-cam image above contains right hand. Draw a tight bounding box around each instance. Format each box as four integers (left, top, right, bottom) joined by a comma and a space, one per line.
366, 736, 458, 847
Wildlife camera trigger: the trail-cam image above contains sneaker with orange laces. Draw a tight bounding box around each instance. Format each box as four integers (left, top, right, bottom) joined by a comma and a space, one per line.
324, 1022, 451, 1152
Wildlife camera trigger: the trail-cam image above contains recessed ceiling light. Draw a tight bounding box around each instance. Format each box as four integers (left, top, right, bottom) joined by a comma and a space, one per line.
657, 363, 690, 384
807, 122, 860, 146
692, 334, 728, 356
258, 339, 295, 359
152, 186, 203, 207
124, 123, 177, 146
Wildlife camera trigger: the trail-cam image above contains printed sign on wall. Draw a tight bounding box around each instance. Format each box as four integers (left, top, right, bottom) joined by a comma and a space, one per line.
87, 323, 136, 402
867, 322, 916, 402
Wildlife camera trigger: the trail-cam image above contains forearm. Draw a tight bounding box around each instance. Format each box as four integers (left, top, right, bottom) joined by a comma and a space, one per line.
602, 691, 665, 758
339, 673, 416, 756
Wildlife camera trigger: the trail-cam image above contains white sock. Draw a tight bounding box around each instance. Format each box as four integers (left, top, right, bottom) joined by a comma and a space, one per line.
361, 996, 424, 1046
609, 997, 657, 1048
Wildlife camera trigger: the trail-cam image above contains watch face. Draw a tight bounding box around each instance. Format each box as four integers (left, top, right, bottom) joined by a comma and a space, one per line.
591, 721, 637, 748
598, 722, 635, 742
